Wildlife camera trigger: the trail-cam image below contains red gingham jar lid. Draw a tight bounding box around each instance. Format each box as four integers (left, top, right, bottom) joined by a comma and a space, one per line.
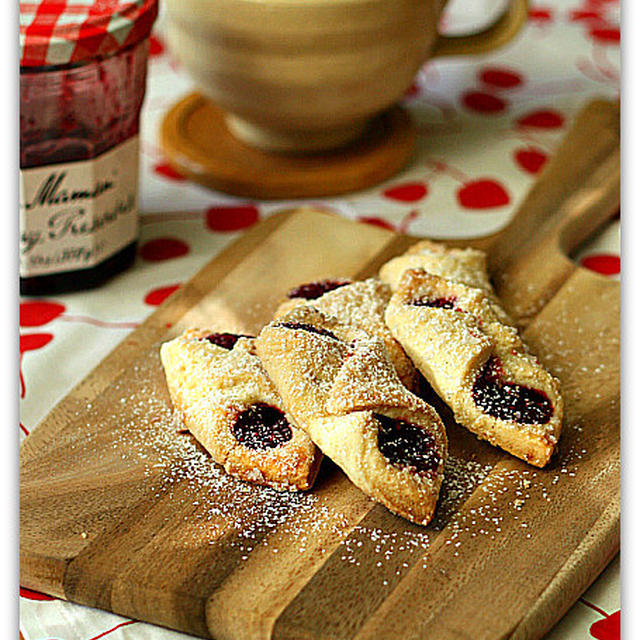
20, 0, 159, 68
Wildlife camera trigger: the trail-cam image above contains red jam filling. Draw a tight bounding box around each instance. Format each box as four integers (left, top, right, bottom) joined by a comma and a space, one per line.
19, 40, 149, 296
276, 321, 339, 341
374, 413, 439, 474
286, 279, 350, 300
20, 41, 149, 169
410, 296, 457, 309
232, 403, 293, 450
204, 332, 254, 350
472, 356, 553, 424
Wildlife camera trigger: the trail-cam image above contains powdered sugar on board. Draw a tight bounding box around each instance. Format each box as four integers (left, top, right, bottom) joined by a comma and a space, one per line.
61, 342, 591, 579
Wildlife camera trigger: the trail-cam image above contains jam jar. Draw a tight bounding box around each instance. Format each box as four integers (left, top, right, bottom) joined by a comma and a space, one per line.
19, 0, 158, 295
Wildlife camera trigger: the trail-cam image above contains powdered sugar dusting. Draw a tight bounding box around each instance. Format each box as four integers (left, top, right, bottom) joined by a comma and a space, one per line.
62, 340, 597, 582
58, 253, 613, 580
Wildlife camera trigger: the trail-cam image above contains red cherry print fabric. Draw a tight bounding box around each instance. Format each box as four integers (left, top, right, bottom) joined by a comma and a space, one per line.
20, 301, 65, 327
528, 7, 553, 22
517, 109, 565, 129
590, 27, 620, 44
514, 147, 548, 174
383, 182, 428, 202
139, 238, 190, 261
457, 179, 510, 210
144, 284, 182, 306
20, 333, 53, 356
87, 621, 138, 640
19, 1, 620, 639
20, 587, 55, 601
20, 333, 53, 398
462, 91, 507, 114
205, 205, 260, 232
479, 67, 524, 89
590, 610, 620, 640
580, 253, 620, 275
153, 162, 186, 181
358, 216, 396, 231
570, 9, 602, 22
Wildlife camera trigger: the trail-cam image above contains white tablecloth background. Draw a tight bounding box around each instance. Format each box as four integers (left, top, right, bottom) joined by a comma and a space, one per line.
20, 0, 620, 638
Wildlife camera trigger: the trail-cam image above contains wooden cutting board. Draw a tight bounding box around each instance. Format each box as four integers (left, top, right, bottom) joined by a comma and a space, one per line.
20, 100, 620, 640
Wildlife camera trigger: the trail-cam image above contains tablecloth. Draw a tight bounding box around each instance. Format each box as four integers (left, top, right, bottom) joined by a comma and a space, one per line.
20, 0, 620, 638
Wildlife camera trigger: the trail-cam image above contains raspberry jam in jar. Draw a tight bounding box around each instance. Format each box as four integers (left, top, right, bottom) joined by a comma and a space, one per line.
19, 0, 158, 295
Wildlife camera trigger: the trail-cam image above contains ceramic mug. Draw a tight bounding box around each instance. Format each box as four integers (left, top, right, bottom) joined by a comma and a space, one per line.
166, 0, 529, 152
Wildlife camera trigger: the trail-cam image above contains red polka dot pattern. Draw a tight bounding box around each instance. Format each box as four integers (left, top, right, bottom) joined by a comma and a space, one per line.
528, 7, 553, 21
383, 182, 428, 203
20, 333, 53, 354
144, 284, 182, 306
358, 216, 396, 231
590, 27, 620, 44
140, 238, 190, 262
20, 333, 53, 398
589, 610, 620, 640
19, 7, 621, 638
569, 9, 602, 21
517, 109, 565, 129
20, 301, 66, 327
87, 621, 138, 639
205, 205, 260, 232
153, 163, 186, 181
457, 179, 510, 210
514, 148, 548, 174
20, 587, 55, 601
462, 91, 507, 114
479, 67, 523, 89
580, 253, 620, 275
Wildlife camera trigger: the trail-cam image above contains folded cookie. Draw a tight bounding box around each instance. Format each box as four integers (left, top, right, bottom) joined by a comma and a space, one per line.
385, 268, 563, 467
275, 278, 418, 392
160, 329, 322, 491
277, 278, 352, 317
379, 239, 495, 294
256, 306, 447, 525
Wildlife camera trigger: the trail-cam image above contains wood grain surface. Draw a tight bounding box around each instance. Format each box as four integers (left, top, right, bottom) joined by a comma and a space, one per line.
20, 100, 620, 640
159, 93, 415, 199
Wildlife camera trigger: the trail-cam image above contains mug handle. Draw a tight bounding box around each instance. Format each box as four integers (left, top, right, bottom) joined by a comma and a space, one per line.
431, 0, 529, 58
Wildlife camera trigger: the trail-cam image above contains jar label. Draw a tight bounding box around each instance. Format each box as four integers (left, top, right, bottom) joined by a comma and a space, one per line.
19, 136, 139, 278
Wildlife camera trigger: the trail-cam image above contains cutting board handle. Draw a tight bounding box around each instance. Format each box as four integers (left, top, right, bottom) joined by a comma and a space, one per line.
488, 99, 620, 324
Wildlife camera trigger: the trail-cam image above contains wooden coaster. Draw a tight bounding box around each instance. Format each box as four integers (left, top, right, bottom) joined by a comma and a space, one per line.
159, 92, 415, 200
